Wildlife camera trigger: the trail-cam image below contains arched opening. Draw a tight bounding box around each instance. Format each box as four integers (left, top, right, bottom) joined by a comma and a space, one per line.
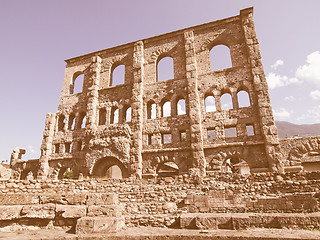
92, 157, 129, 179
161, 101, 171, 117
58, 167, 74, 179
221, 157, 250, 175
220, 93, 233, 110
58, 115, 65, 131
72, 73, 84, 94
68, 114, 75, 130
147, 101, 156, 119
210, 45, 232, 71
110, 64, 125, 86
205, 95, 216, 112
124, 106, 132, 122
110, 108, 119, 124
77, 113, 86, 129
20, 169, 37, 180
237, 90, 251, 108
99, 108, 106, 125
157, 57, 174, 82
157, 161, 179, 177
177, 99, 186, 115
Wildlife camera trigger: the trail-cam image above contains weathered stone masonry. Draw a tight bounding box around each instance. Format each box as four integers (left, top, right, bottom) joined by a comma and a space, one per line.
11, 8, 294, 180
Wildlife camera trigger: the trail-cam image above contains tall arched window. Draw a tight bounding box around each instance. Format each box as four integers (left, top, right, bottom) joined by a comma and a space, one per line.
111, 108, 119, 124
72, 73, 84, 94
68, 114, 75, 130
125, 106, 132, 122
237, 90, 251, 108
205, 95, 216, 112
79, 113, 86, 129
220, 93, 233, 110
162, 101, 171, 117
210, 45, 232, 71
58, 115, 65, 131
76, 112, 86, 129
157, 57, 174, 82
111, 64, 125, 86
177, 99, 186, 115
99, 108, 106, 125
147, 101, 156, 119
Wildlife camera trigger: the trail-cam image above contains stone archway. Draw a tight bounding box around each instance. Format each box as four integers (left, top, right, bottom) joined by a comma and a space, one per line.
20, 169, 37, 180
207, 150, 251, 174
92, 156, 129, 179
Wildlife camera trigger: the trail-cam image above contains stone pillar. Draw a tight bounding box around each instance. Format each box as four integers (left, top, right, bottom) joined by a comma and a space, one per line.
86, 56, 102, 130
184, 31, 206, 178
38, 113, 56, 179
240, 8, 283, 173
130, 41, 144, 178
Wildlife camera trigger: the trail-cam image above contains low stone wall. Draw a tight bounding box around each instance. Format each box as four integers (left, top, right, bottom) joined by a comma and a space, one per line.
0, 172, 319, 230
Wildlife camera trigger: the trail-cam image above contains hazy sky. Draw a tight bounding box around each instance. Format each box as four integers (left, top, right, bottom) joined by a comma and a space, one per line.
1, 0, 320, 161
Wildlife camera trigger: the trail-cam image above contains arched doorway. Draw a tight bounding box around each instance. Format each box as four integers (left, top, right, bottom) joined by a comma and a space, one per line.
221, 157, 250, 175
92, 157, 128, 179
20, 169, 37, 180
156, 161, 179, 177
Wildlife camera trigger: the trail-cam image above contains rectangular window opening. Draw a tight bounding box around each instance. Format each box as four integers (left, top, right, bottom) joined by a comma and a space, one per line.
225, 127, 237, 138
162, 133, 172, 144
246, 124, 255, 136
180, 131, 187, 142
65, 143, 71, 153
207, 129, 216, 141
148, 134, 155, 145
54, 144, 60, 154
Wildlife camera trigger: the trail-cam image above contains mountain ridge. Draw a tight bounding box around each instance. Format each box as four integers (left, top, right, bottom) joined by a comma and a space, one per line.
275, 121, 320, 139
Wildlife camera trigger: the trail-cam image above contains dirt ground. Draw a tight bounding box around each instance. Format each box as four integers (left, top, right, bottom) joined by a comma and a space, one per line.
0, 227, 320, 240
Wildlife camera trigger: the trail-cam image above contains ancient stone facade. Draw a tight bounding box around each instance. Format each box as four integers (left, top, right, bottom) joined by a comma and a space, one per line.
11, 7, 288, 180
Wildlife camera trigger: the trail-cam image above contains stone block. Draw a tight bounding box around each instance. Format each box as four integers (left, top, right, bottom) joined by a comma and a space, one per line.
0, 205, 23, 220
0, 193, 39, 205
56, 205, 87, 218
179, 213, 232, 229
86, 193, 118, 205
21, 204, 55, 219
87, 205, 121, 217
75, 217, 125, 234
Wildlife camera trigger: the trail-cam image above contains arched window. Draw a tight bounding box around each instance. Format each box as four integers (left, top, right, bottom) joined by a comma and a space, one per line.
58, 115, 65, 131
220, 93, 233, 110
76, 112, 86, 129
111, 108, 119, 124
147, 101, 156, 119
162, 101, 171, 117
125, 106, 132, 122
99, 108, 106, 125
177, 99, 186, 115
210, 45, 232, 71
68, 114, 75, 130
111, 64, 125, 86
205, 95, 216, 112
237, 90, 251, 108
157, 57, 174, 82
72, 73, 84, 94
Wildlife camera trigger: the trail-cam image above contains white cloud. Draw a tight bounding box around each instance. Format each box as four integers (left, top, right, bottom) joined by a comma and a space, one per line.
297, 105, 320, 124
310, 90, 320, 100
295, 51, 320, 87
273, 108, 291, 120
271, 59, 284, 70
284, 96, 295, 102
266, 72, 301, 89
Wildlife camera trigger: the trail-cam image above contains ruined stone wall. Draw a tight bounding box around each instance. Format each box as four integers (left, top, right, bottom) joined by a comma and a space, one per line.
0, 172, 320, 228
11, 7, 283, 180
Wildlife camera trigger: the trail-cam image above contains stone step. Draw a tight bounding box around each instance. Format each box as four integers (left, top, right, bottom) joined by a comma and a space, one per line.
179, 212, 320, 230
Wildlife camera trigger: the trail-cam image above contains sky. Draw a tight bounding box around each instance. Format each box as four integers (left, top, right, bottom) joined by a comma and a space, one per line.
1, 0, 320, 162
